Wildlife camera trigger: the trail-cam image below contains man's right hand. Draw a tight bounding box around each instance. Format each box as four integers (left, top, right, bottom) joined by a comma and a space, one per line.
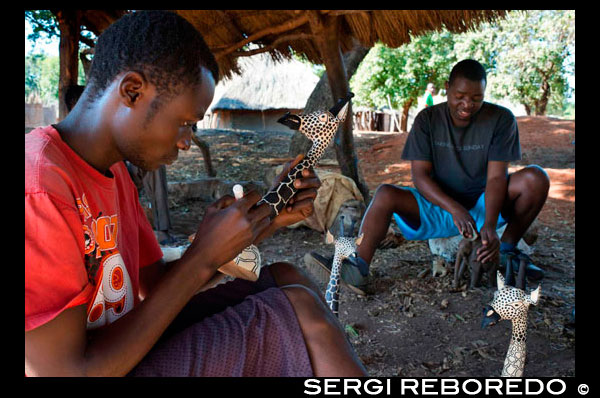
450, 205, 477, 239
184, 191, 271, 270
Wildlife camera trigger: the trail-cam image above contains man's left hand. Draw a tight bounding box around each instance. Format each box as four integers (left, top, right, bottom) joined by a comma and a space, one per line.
272, 154, 321, 228
476, 223, 500, 264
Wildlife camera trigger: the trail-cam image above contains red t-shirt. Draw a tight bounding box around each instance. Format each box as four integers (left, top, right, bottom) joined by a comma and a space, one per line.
25, 126, 164, 332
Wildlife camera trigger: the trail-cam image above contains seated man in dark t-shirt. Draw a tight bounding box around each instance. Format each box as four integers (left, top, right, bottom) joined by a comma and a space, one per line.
307, 59, 549, 292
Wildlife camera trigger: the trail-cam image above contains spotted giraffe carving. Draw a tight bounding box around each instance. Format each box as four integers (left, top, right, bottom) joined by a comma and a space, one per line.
324, 216, 363, 317
258, 93, 354, 217
227, 94, 354, 281
481, 270, 541, 377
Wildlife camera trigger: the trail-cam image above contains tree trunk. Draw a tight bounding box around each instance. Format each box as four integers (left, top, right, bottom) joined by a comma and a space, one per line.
535, 79, 550, 116
304, 12, 370, 202
54, 10, 81, 121
80, 48, 94, 83
400, 98, 414, 132
191, 133, 217, 177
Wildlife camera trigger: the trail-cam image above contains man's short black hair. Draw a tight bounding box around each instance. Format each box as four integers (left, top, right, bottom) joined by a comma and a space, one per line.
87, 10, 219, 119
448, 59, 487, 86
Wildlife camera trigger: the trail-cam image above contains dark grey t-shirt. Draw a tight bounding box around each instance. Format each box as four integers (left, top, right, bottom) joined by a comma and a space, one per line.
401, 101, 521, 209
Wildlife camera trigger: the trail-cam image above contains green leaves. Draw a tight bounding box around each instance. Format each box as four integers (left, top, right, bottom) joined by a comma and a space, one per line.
351, 32, 456, 111
350, 10, 574, 117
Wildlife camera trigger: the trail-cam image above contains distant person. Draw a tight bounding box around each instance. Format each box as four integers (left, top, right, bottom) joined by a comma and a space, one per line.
423, 83, 435, 108
307, 59, 549, 293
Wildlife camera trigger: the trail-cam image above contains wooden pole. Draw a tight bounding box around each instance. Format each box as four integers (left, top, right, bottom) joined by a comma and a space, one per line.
306, 11, 370, 202
54, 10, 81, 121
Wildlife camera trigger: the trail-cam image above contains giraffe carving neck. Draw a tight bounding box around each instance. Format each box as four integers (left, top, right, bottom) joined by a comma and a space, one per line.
325, 254, 344, 316
483, 272, 540, 378
502, 322, 528, 377
306, 142, 325, 164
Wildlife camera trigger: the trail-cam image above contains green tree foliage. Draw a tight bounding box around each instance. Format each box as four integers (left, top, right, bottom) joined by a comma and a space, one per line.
455, 10, 574, 116
25, 10, 60, 44
351, 31, 456, 130
25, 10, 89, 105
25, 53, 86, 105
351, 32, 456, 110
25, 54, 59, 104
350, 10, 575, 119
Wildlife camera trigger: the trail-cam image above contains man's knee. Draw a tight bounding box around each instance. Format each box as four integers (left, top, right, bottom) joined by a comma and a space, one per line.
268, 262, 319, 291
281, 284, 320, 306
374, 184, 398, 201
267, 261, 299, 281
281, 285, 332, 327
372, 184, 411, 209
520, 165, 550, 195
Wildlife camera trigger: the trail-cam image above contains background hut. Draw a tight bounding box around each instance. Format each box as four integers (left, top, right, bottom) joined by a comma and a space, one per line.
205, 53, 319, 133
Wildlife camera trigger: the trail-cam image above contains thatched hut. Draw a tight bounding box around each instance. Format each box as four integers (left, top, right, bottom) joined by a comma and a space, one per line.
205, 53, 319, 132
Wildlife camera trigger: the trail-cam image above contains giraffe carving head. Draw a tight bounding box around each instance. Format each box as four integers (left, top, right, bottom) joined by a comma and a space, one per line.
325, 215, 363, 260
481, 271, 541, 329
277, 93, 354, 143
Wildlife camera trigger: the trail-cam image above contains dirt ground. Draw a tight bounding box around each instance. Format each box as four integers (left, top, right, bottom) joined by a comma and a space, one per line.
163, 116, 575, 377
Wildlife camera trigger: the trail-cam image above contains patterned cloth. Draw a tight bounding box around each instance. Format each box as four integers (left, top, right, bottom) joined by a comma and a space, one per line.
128, 267, 313, 377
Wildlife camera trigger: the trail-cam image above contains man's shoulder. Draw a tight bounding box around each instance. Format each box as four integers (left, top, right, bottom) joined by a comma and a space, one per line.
25, 126, 80, 204
416, 102, 447, 119
480, 101, 516, 120
26, 127, 62, 185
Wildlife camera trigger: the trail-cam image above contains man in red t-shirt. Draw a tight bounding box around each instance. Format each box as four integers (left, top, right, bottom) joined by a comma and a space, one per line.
25, 11, 367, 377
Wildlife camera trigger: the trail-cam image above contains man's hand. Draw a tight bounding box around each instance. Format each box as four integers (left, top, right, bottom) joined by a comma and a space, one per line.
450, 205, 477, 239
185, 191, 271, 269
272, 154, 321, 228
476, 223, 500, 264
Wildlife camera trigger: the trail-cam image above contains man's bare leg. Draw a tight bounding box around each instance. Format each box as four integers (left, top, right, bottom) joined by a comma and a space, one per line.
269, 262, 328, 306
500, 165, 550, 245
281, 284, 368, 376
356, 184, 421, 264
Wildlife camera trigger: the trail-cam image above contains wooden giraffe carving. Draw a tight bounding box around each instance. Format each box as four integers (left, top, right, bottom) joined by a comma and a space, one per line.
259, 93, 354, 217
228, 94, 354, 281
324, 216, 363, 317
481, 270, 541, 377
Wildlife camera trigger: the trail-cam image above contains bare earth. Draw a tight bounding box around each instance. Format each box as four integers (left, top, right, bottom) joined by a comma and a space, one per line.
164, 116, 575, 377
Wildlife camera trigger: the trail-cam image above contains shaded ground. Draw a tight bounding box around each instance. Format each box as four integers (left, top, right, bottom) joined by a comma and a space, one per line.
164, 116, 575, 377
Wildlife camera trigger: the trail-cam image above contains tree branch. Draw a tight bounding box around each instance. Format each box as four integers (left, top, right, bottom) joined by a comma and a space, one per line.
215, 14, 310, 60
230, 33, 315, 58
323, 10, 372, 17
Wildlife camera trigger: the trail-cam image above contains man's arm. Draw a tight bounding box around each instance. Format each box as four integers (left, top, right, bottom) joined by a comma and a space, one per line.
476, 160, 509, 263
25, 192, 272, 376
139, 258, 169, 300
411, 160, 476, 238
139, 157, 322, 300
25, 253, 215, 376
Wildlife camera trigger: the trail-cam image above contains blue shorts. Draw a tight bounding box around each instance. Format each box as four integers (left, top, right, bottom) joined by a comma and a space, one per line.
393, 187, 507, 241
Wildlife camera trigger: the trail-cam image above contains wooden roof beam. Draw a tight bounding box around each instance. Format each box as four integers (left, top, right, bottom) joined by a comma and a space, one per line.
215, 13, 310, 60
230, 33, 314, 58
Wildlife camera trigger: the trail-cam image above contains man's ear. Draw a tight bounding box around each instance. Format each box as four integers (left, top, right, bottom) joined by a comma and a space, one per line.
118, 72, 146, 106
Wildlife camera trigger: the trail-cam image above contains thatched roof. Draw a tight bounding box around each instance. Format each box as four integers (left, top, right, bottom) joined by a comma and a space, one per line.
175, 10, 507, 79
209, 53, 319, 112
